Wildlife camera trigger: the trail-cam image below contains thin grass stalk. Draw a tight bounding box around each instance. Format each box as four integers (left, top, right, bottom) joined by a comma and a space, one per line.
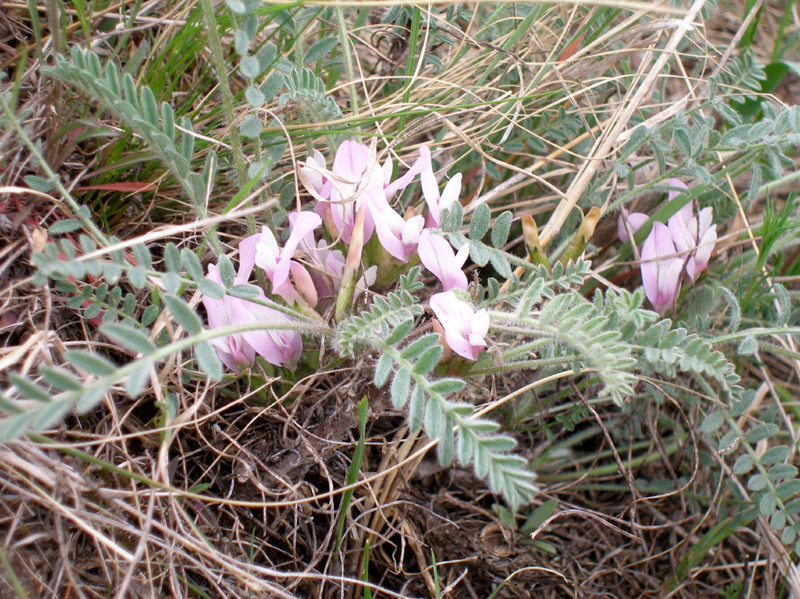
335, 6, 359, 118
198, 0, 262, 239
0, 93, 109, 246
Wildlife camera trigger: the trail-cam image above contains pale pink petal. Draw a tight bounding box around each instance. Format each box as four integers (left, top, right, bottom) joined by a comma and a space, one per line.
361, 265, 377, 289
697, 206, 714, 233
238, 232, 261, 281
418, 231, 469, 291
401, 215, 425, 246
254, 226, 280, 278
666, 178, 689, 202
325, 248, 346, 277
299, 149, 327, 194
327, 140, 367, 242
314, 195, 332, 225
641, 222, 682, 313
454, 244, 470, 267
470, 309, 490, 347
382, 156, 393, 186
617, 211, 649, 244
333, 139, 368, 182
668, 203, 717, 282
202, 267, 233, 330
242, 314, 299, 369
429, 291, 488, 360
668, 210, 696, 255
369, 194, 418, 262
230, 286, 303, 369
201, 267, 303, 370
210, 337, 250, 372
417, 146, 443, 224
437, 173, 462, 216
384, 150, 431, 198
686, 223, 717, 281
271, 277, 302, 305
418, 144, 461, 229
272, 211, 322, 289
289, 260, 318, 308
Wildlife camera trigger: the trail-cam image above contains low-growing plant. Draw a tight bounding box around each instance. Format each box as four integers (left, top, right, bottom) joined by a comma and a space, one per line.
3, 2, 800, 596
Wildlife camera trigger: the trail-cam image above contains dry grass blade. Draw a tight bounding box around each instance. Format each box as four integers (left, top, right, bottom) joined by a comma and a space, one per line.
2, 0, 800, 597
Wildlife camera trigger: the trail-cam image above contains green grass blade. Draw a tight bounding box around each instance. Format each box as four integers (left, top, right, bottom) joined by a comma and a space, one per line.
334, 395, 368, 554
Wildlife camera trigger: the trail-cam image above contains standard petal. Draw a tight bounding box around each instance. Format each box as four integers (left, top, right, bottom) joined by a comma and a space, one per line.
384, 149, 430, 199
401, 215, 425, 246
254, 226, 280, 278
429, 291, 485, 360
289, 260, 319, 308
202, 267, 233, 330
273, 211, 322, 288
437, 173, 462, 217
668, 210, 696, 255
657, 258, 684, 312
687, 224, 717, 281
417, 146, 443, 225
666, 178, 689, 202
369, 193, 416, 262
328, 140, 368, 242
454, 243, 470, 268
382, 156, 393, 186
201, 269, 256, 370
300, 150, 326, 194
641, 222, 681, 312
472, 309, 490, 339
418, 231, 468, 291
617, 211, 649, 244
331, 139, 358, 182
697, 207, 713, 231
238, 232, 261, 281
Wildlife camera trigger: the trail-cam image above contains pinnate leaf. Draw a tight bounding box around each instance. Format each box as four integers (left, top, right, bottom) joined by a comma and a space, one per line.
181, 249, 204, 282
374, 354, 392, 388
470, 204, 490, 240
428, 378, 465, 394
102, 323, 156, 354
39, 366, 82, 392
9, 373, 52, 402
125, 361, 151, 397
491, 211, 513, 248
162, 294, 203, 335
391, 368, 411, 409
386, 318, 414, 346
413, 346, 442, 375
196, 341, 223, 381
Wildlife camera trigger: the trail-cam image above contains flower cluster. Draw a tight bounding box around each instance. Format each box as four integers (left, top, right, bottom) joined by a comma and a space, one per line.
202, 140, 490, 370
619, 179, 718, 313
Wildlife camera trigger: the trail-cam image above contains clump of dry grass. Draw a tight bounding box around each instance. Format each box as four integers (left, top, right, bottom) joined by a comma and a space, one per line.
2, 1, 800, 598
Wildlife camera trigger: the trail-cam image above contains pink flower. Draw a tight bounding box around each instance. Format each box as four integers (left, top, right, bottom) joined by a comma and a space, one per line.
417, 230, 469, 291
201, 267, 302, 371
324, 141, 433, 245
383, 150, 430, 199
320, 140, 383, 244
418, 145, 462, 229
668, 201, 717, 282
640, 222, 684, 313
665, 178, 689, 201
368, 194, 426, 262
429, 291, 489, 361
246, 212, 322, 307
299, 149, 327, 198
294, 216, 376, 299
617, 210, 649, 244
